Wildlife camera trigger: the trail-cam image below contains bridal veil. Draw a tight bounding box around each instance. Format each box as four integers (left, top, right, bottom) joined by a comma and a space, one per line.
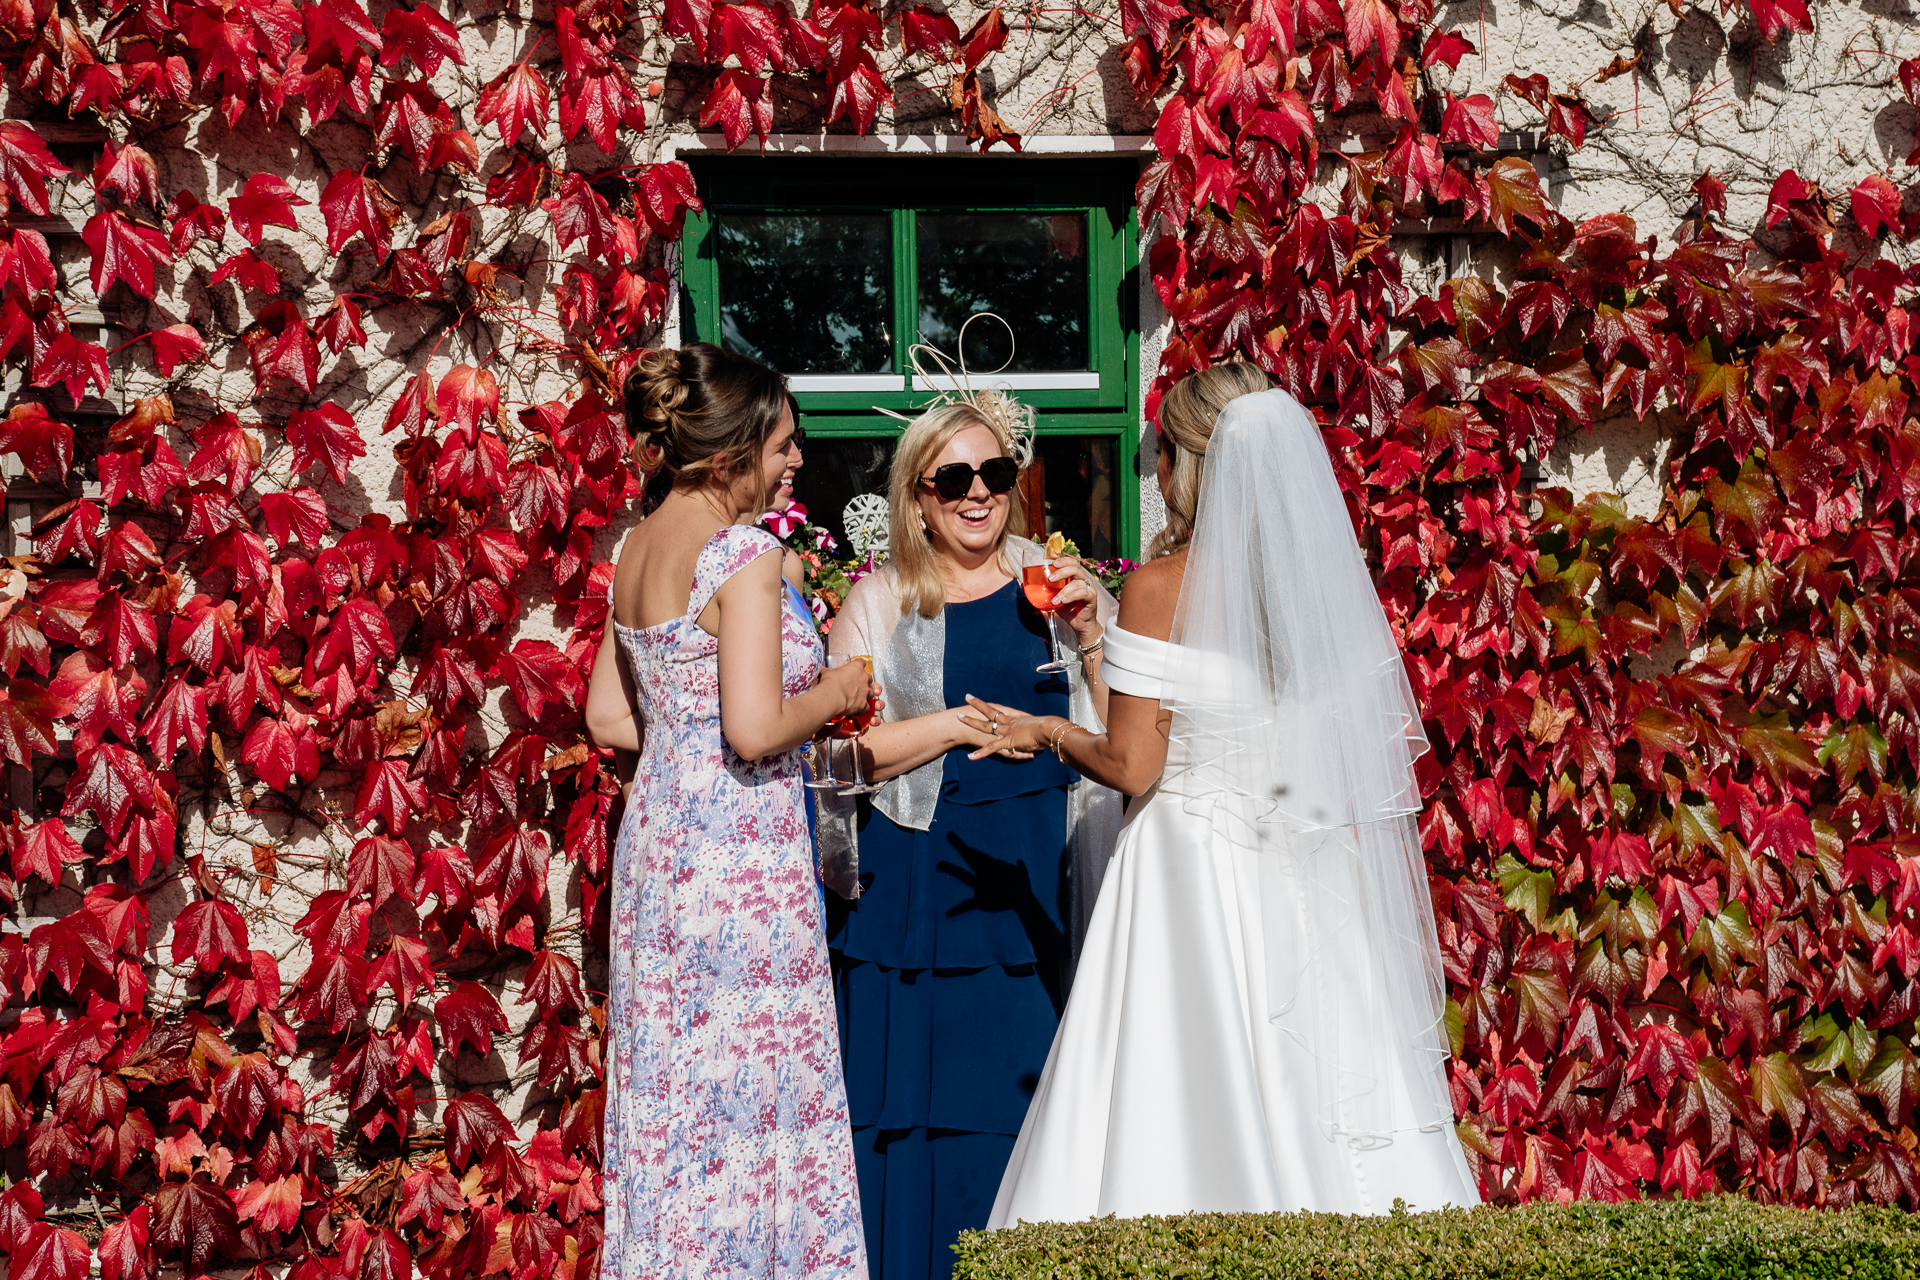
1161, 387, 1456, 1146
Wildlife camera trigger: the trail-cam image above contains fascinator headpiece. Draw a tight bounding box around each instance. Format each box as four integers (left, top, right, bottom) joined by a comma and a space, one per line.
882, 312, 1034, 465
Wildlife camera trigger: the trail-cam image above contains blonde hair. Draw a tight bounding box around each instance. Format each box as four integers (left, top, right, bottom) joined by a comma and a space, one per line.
886, 395, 1032, 618
1148, 363, 1274, 559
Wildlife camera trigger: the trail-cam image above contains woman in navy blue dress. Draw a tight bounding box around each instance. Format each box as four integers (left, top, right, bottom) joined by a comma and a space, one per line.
814, 395, 1120, 1280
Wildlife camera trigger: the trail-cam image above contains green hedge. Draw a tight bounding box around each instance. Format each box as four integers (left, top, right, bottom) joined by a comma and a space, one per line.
951, 1198, 1920, 1279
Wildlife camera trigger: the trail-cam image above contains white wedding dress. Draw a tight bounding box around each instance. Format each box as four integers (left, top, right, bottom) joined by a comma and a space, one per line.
990, 390, 1483, 1226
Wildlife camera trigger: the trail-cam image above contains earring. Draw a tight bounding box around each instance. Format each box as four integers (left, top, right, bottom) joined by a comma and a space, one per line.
918, 508, 929, 534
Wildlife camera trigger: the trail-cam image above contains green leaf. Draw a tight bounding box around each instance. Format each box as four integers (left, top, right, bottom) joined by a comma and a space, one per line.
1683, 337, 1745, 413
1577, 896, 1618, 945
1622, 887, 1661, 944
1740, 712, 1820, 786
1496, 853, 1555, 928
1751, 1050, 1807, 1126
1801, 1013, 1845, 1074
1669, 802, 1724, 858
1688, 900, 1757, 978
1452, 1117, 1498, 1160
1545, 601, 1605, 663
1511, 966, 1571, 1039
1846, 1019, 1879, 1081
1819, 723, 1889, 789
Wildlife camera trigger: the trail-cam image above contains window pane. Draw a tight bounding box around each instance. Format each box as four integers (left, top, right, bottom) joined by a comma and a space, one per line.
916, 213, 1088, 372
791, 436, 898, 557
1033, 436, 1118, 559
715, 213, 892, 374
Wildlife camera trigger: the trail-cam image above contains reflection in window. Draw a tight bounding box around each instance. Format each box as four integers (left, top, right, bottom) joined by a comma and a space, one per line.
715, 213, 892, 373
792, 436, 897, 556
1033, 436, 1117, 559
917, 213, 1088, 372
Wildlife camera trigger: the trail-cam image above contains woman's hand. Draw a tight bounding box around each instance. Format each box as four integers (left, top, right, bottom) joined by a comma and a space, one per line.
1044, 556, 1104, 649
820, 662, 879, 719
943, 704, 1034, 760
959, 696, 1058, 760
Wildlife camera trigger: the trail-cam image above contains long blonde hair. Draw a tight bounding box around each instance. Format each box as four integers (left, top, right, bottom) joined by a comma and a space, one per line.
886, 397, 1031, 618
1148, 363, 1274, 559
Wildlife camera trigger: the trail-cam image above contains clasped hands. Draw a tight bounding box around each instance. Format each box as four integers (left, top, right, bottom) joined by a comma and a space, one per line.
958, 695, 1064, 762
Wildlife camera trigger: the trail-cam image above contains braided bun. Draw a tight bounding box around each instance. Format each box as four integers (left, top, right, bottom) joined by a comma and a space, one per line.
622, 342, 792, 509
628, 347, 685, 475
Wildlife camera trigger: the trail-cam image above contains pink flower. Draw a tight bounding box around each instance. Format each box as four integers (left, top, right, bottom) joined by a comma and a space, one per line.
760, 501, 809, 538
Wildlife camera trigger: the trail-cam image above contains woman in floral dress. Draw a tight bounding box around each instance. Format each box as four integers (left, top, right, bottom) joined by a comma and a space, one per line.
584, 342, 876, 1280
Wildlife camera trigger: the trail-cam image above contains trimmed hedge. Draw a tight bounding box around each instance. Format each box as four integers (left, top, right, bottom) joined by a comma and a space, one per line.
952, 1198, 1920, 1279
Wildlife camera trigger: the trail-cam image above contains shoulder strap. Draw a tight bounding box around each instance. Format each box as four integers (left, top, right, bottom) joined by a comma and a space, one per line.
688, 526, 781, 620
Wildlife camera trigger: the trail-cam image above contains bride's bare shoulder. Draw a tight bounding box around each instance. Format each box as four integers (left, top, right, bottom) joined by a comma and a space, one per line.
1116, 550, 1185, 643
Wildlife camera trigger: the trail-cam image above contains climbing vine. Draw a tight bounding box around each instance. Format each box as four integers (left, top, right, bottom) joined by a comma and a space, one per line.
0, 0, 1916, 1273
1130, 0, 1920, 1208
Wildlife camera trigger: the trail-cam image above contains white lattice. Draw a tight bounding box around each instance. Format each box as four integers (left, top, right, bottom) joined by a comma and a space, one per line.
844, 493, 891, 563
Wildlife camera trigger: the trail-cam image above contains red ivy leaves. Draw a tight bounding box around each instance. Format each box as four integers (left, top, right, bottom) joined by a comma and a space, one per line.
1125, 0, 1920, 1217
477, 58, 551, 144
0, 122, 71, 216
319, 169, 402, 259
227, 174, 306, 245
3, 0, 1913, 1275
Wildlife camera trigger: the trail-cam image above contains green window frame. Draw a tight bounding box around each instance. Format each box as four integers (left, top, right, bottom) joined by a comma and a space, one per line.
678, 158, 1143, 559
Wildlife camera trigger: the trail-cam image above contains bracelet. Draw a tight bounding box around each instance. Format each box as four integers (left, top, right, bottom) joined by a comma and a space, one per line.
1078, 636, 1104, 657
1047, 720, 1077, 760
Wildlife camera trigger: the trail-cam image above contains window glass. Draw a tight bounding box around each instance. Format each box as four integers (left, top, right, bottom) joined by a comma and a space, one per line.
715, 213, 892, 373
916, 213, 1088, 372
1033, 436, 1118, 559
792, 436, 898, 557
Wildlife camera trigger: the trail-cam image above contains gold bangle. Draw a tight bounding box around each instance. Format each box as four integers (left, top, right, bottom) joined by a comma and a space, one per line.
1048, 720, 1077, 760
1079, 636, 1104, 657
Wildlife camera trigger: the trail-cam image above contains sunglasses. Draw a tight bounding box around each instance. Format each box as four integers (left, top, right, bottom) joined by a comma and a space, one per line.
920, 457, 1019, 501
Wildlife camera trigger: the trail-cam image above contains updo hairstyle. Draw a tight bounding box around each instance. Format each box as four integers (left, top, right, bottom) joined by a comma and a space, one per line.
624, 343, 794, 508
1149, 362, 1273, 559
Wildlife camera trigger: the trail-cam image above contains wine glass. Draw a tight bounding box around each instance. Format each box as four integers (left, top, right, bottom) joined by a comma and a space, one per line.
831, 655, 882, 796
804, 735, 842, 790
805, 654, 863, 790
1022, 565, 1073, 674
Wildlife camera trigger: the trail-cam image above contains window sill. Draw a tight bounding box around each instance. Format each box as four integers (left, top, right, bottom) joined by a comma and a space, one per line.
913, 372, 1102, 392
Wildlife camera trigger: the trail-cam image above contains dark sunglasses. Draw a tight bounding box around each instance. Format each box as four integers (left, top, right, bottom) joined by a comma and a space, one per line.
921, 457, 1019, 501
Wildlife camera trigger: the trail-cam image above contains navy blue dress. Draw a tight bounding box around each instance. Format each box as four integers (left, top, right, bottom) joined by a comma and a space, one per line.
825, 580, 1073, 1280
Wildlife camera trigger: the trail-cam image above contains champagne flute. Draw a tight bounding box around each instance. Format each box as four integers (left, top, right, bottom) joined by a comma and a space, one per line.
1022, 564, 1073, 674
833, 655, 882, 795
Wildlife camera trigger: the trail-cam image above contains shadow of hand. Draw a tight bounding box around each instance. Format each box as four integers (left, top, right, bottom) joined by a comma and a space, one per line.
937, 836, 1068, 1013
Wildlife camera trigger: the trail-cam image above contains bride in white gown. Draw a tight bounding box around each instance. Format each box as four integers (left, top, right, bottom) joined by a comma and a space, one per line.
962, 366, 1482, 1223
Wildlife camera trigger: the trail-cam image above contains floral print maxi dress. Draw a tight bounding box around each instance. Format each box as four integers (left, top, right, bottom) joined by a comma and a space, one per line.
604, 525, 867, 1280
